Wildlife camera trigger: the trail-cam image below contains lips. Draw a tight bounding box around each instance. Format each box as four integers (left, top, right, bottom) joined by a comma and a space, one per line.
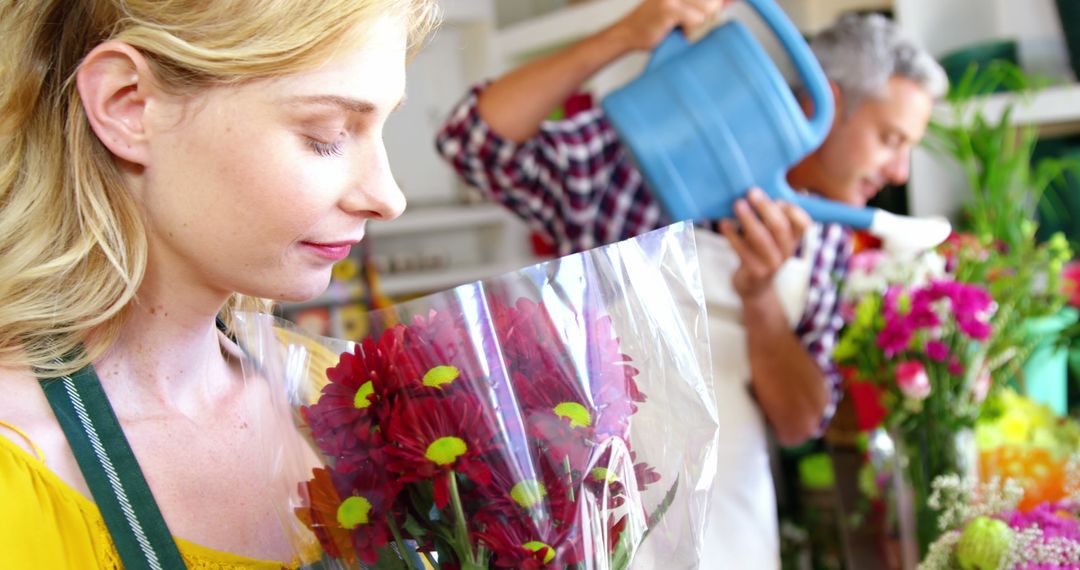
860, 178, 884, 200
300, 240, 358, 262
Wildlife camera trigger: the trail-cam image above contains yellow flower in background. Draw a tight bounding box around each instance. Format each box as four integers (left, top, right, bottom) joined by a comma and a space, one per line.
332, 258, 360, 282
976, 388, 1080, 511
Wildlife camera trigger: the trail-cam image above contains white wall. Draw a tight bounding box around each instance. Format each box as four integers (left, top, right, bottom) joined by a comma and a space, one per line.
895, 0, 1074, 80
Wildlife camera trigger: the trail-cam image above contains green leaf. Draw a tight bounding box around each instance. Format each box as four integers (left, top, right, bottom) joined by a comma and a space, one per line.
642, 475, 681, 544
370, 546, 410, 570
402, 513, 428, 541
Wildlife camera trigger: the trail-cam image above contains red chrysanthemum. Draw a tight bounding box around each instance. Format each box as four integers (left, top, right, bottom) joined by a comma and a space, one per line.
494, 299, 645, 441
519, 406, 598, 480
339, 470, 402, 565
473, 509, 585, 569
580, 445, 660, 513
383, 393, 498, 508
302, 337, 388, 458
469, 454, 576, 527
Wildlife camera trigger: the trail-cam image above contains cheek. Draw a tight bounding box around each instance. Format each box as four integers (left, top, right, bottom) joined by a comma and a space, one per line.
212, 138, 344, 242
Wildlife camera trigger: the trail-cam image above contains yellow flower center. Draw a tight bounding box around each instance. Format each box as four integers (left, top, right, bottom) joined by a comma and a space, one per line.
336, 496, 372, 529
590, 467, 618, 484
424, 436, 467, 466
523, 541, 555, 564
510, 479, 547, 509
423, 365, 460, 390
353, 381, 375, 409
553, 402, 591, 428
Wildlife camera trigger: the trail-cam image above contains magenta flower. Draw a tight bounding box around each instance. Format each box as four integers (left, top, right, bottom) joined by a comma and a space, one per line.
895, 360, 931, 400
948, 358, 965, 377
926, 341, 950, 362
957, 316, 993, 341
877, 318, 914, 357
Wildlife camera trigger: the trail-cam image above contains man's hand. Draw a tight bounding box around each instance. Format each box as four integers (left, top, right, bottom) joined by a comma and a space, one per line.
719, 188, 812, 302
609, 0, 735, 52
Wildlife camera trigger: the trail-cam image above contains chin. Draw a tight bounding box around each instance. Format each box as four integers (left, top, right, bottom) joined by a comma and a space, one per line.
245, 274, 333, 304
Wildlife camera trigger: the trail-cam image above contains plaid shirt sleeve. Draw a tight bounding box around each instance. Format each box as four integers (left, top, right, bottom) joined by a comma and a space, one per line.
794, 222, 854, 433
434, 84, 665, 256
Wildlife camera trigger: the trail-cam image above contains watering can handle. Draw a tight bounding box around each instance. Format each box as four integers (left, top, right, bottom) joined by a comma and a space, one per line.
647, 30, 691, 71
743, 0, 835, 142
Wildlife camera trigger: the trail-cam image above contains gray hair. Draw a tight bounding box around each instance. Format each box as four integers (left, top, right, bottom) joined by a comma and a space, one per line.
807, 13, 948, 114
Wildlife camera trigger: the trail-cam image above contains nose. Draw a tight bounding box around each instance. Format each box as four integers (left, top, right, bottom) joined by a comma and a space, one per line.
342, 142, 406, 221
883, 149, 911, 185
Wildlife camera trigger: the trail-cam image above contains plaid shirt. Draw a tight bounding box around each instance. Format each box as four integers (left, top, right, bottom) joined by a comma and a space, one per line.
435, 84, 851, 429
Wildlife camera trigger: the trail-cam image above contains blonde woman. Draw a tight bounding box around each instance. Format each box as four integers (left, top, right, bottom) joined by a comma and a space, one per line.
0, 1, 438, 568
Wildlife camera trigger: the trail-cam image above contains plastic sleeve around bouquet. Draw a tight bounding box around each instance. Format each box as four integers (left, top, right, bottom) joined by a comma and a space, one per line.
234, 222, 719, 569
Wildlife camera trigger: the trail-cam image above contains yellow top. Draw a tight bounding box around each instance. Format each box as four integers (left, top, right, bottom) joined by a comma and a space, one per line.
0, 421, 295, 570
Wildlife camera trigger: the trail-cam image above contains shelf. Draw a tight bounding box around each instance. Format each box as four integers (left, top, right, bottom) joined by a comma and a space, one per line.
366, 203, 510, 238
935, 84, 1080, 135
496, 0, 636, 60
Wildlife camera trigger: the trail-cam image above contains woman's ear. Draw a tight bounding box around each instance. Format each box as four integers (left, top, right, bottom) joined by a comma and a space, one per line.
76, 41, 158, 166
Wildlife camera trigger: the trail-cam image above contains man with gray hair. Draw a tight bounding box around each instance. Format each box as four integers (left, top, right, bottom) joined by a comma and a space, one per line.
436, 1, 946, 566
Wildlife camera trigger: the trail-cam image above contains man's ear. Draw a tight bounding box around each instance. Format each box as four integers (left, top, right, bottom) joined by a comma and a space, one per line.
828, 80, 843, 123
797, 80, 844, 127
76, 41, 158, 166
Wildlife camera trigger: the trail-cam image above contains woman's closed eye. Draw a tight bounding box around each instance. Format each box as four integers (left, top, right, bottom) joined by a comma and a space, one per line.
308, 136, 345, 157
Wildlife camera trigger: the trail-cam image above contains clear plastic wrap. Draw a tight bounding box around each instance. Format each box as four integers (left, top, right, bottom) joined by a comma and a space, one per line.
234, 222, 718, 569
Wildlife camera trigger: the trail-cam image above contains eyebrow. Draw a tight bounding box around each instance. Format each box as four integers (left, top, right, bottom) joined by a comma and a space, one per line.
285, 94, 407, 114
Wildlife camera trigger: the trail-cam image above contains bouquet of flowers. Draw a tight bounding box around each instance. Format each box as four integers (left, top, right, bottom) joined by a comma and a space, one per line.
236, 223, 719, 569
835, 243, 999, 429
834, 239, 1004, 558
920, 476, 1080, 569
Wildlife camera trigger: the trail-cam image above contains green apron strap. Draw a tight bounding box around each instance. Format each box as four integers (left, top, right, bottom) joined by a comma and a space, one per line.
40, 364, 187, 570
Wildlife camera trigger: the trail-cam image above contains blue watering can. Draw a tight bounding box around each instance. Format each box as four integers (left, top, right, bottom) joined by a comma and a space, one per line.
601, 0, 950, 248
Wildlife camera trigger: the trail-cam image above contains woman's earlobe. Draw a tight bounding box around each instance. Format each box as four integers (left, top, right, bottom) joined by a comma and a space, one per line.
76, 41, 155, 165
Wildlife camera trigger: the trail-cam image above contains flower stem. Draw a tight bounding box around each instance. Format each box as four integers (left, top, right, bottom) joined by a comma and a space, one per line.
563, 455, 576, 503
387, 514, 418, 570
448, 471, 478, 568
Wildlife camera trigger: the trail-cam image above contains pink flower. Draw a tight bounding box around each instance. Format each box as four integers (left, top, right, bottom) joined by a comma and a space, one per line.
926, 341, 950, 362
895, 360, 931, 401
849, 250, 886, 273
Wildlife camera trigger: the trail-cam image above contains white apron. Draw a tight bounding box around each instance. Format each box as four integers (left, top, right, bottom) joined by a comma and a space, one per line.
695, 230, 812, 570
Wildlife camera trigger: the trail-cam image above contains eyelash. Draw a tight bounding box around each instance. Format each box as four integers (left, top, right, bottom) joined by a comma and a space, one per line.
308, 138, 345, 157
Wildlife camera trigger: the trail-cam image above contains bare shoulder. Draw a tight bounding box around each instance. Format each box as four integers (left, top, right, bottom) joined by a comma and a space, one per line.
0, 364, 62, 458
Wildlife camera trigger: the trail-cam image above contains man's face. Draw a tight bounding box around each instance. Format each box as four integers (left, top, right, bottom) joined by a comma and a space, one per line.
809, 76, 934, 206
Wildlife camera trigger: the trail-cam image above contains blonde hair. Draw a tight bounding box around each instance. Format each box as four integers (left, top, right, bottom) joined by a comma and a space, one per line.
0, 0, 440, 375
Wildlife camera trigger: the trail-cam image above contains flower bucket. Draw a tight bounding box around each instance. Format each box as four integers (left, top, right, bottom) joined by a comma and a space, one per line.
1018, 307, 1078, 416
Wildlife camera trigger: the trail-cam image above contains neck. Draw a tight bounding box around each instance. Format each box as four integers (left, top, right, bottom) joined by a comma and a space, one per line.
93, 262, 238, 420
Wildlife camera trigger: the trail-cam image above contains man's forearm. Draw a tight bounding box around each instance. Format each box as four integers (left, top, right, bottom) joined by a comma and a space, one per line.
477, 25, 635, 143
742, 287, 831, 447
